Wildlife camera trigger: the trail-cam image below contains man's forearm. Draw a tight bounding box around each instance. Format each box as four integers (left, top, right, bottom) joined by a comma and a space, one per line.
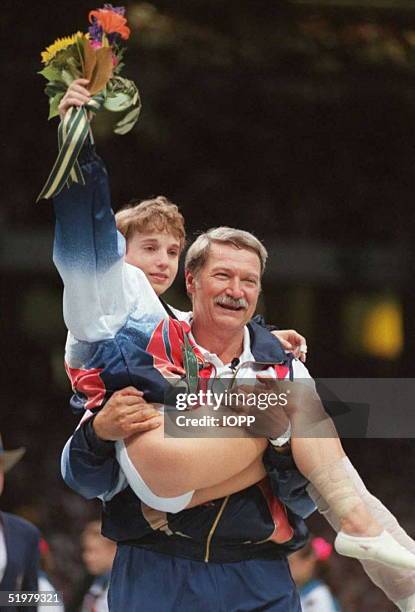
61, 418, 123, 499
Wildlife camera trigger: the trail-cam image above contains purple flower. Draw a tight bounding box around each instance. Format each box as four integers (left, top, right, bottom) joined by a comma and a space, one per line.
88, 19, 103, 44
103, 4, 126, 16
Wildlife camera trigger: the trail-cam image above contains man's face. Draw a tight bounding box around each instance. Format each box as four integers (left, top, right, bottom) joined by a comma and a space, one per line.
186, 242, 261, 334
125, 231, 181, 296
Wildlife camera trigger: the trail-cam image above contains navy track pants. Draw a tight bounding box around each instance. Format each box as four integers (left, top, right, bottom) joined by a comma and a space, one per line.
108, 545, 301, 611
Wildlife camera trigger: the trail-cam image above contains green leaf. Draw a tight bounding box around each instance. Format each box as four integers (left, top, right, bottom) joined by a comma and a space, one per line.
61, 69, 74, 86
114, 106, 141, 128
113, 47, 126, 75
38, 64, 62, 82
48, 93, 64, 120
131, 89, 139, 106
114, 61, 125, 75
44, 80, 67, 98
114, 106, 141, 134
66, 56, 82, 80
104, 92, 134, 112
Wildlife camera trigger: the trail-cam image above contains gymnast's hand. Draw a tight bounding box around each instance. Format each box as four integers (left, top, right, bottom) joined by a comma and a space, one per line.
58, 78, 91, 120
93, 387, 161, 441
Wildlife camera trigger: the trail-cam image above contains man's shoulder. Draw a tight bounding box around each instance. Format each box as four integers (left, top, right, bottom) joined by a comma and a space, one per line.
247, 319, 287, 364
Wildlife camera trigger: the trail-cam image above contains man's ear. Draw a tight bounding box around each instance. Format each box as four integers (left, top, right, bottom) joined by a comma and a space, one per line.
185, 270, 196, 296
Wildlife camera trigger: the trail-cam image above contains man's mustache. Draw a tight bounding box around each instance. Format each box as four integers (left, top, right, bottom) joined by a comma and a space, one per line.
214, 295, 248, 310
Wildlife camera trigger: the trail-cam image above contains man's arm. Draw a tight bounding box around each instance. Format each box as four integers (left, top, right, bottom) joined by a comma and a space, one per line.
61, 420, 123, 499
61, 386, 311, 517
61, 388, 161, 499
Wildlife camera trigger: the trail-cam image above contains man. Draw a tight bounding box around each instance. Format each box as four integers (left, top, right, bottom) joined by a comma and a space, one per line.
0, 435, 40, 612
53, 103, 312, 609
60, 222, 311, 607
79, 520, 116, 612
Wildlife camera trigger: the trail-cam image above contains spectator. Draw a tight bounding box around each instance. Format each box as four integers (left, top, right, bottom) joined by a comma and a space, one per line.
79, 521, 116, 612
289, 536, 340, 611
0, 434, 40, 612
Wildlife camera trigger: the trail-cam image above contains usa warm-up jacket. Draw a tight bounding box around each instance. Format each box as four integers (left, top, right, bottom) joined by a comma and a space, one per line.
56, 146, 315, 562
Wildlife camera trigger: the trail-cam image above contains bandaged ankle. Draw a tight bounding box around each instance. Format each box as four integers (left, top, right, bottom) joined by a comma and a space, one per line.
308, 459, 362, 519
342, 457, 415, 555
308, 458, 415, 605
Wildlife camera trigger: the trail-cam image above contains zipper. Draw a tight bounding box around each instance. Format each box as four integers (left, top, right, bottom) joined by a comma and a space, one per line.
204, 496, 229, 562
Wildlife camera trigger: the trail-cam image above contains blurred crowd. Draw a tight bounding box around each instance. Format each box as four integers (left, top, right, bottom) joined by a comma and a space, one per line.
0, 435, 116, 612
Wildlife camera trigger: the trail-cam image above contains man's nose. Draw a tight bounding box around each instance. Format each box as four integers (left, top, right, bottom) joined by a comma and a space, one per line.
225, 278, 244, 299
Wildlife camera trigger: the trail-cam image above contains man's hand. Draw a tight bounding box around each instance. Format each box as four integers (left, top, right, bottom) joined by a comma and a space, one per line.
58, 78, 91, 120
272, 329, 307, 363
227, 379, 290, 439
93, 387, 161, 441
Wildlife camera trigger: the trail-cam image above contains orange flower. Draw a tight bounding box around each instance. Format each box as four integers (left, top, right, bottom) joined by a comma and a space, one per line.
89, 8, 130, 40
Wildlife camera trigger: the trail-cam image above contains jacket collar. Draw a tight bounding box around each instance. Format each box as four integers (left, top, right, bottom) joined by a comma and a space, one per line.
247, 319, 290, 365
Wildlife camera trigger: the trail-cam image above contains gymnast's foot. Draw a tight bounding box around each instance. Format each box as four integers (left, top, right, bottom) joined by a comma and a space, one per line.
335, 530, 415, 570
335, 502, 415, 569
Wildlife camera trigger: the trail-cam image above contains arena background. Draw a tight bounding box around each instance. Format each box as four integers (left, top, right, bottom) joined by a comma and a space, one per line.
1, 0, 415, 609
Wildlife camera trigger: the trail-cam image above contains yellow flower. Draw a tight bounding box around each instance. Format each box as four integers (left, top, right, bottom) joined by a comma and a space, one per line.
41, 31, 87, 65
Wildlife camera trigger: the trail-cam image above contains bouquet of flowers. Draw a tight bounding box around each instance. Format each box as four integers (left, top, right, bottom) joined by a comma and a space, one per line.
38, 4, 140, 201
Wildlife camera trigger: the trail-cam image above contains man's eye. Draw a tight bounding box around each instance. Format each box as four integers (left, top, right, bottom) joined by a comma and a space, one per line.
244, 279, 257, 286
215, 273, 228, 279
168, 250, 179, 257
145, 246, 155, 252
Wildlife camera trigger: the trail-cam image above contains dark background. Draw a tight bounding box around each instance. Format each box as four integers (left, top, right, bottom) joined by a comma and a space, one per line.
1, 1, 415, 608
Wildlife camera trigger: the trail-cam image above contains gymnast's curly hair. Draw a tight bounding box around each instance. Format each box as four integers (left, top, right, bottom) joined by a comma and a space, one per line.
115, 196, 186, 251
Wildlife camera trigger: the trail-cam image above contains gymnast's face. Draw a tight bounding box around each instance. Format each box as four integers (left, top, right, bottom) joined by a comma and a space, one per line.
125, 230, 181, 296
